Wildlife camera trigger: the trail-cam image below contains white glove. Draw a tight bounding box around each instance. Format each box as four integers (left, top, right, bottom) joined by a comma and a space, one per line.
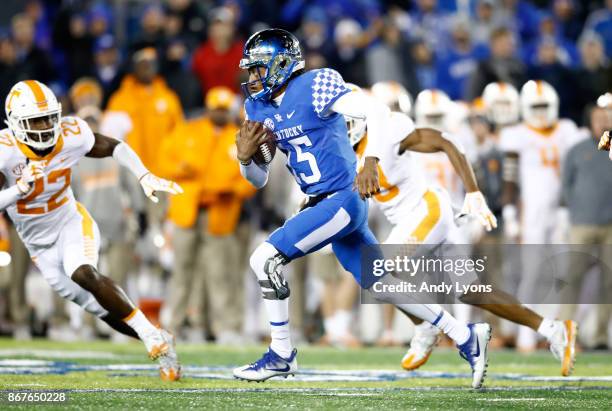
139, 172, 183, 203
459, 191, 497, 232
17, 161, 45, 195
502, 204, 520, 239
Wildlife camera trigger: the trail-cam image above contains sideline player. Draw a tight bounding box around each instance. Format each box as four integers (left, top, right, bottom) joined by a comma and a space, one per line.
233, 28, 491, 389
500, 80, 582, 355
350, 82, 577, 376
0, 80, 182, 380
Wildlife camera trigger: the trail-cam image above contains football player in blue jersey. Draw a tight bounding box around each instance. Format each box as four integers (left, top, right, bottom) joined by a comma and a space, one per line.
234, 28, 491, 388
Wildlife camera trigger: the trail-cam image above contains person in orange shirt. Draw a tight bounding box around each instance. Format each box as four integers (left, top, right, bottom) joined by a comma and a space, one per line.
160, 87, 255, 343
106, 47, 183, 177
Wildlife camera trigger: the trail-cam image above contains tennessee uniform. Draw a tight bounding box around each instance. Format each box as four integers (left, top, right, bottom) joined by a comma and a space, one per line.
500, 119, 583, 243
412, 89, 467, 212
500, 80, 579, 372
354, 112, 454, 246
0, 79, 182, 380
352, 81, 577, 376
0, 116, 107, 313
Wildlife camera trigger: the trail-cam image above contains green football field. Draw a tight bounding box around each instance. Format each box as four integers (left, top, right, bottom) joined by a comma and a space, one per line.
0, 338, 611, 410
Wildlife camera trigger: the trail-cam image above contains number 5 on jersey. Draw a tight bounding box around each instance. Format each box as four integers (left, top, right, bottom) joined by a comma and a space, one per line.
288, 136, 321, 184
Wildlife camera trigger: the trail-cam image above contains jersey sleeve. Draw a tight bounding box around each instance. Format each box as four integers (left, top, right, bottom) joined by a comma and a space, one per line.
498, 126, 523, 154
100, 111, 133, 142
61, 116, 96, 157
311, 68, 351, 118
389, 112, 415, 146
560, 119, 586, 149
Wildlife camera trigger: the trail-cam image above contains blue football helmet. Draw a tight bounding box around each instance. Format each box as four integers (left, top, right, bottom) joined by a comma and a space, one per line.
239, 28, 305, 101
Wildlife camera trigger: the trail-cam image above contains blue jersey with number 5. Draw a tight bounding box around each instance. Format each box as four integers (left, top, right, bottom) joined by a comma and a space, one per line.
244, 68, 356, 195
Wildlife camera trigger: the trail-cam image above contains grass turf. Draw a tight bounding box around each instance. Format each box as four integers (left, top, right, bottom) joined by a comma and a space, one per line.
0, 338, 611, 409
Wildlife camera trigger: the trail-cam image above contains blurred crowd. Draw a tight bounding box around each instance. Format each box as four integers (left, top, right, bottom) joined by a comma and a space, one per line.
0, 0, 610, 351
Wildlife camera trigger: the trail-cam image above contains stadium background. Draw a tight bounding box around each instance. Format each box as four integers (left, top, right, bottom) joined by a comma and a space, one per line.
0, 0, 610, 354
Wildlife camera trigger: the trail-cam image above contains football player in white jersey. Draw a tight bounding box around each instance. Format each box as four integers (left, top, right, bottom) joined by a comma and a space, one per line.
481, 81, 521, 131
352, 83, 578, 376
412, 89, 470, 209
500, 80, 582, 353
0, 80, 183, 380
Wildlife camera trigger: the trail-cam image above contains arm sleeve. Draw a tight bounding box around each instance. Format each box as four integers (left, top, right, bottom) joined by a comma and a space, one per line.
0, 185, 22, 210
100, 111, 133, 142
240, 161, 269, 189
330, 90, 391, 160
112, 142, 149, 179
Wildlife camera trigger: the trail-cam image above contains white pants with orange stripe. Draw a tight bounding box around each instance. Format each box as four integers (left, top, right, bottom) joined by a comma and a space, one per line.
384, 187, 454, 245
384, 187, 480, 298
29, 203, 107, 318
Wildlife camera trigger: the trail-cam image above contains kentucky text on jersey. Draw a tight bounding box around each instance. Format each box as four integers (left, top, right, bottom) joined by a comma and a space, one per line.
273, 125, 304, 140
245, 68, 356, 195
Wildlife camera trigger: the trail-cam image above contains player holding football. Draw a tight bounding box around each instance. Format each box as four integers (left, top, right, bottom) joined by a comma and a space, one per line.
349, 83, 578, 377
0, 80, 182, 381
234, 28, 491, 389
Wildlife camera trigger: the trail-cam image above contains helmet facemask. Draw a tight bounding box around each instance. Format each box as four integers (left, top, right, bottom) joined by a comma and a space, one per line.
489, 99, 518, 126
240, 53, 300, 101
6, 108, 61, 150
345, 115, 366, 147
527, 102, 556, 129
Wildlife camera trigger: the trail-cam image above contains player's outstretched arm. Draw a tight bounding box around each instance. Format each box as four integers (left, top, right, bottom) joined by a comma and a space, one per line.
399, 128, 497, 231
87, 133, 183, 203
0, 164, 45, 210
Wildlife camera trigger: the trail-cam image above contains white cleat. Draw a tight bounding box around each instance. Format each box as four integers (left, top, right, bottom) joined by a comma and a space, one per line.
233, 347, 297, 382
142, 328, 181, 381
158, 329, 181, 381
457, 323, 491, 389
548, 320, 577, 377
401, 323, 441, 370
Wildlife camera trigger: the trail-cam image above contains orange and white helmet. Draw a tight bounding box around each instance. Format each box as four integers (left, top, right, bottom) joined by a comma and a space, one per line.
344, 83, 367, 146
370, 81, 412, 115
520, 80, 559, 129
414, 89, 452, 131
482, 82, 519, 126
5, 80, 62, 150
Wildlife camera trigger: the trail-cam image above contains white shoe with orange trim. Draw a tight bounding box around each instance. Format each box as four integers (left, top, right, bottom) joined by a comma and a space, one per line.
548, 320, 577, 377
141, 328, 181, 381
158, 330, 181, 381
401, 323, 441, 370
